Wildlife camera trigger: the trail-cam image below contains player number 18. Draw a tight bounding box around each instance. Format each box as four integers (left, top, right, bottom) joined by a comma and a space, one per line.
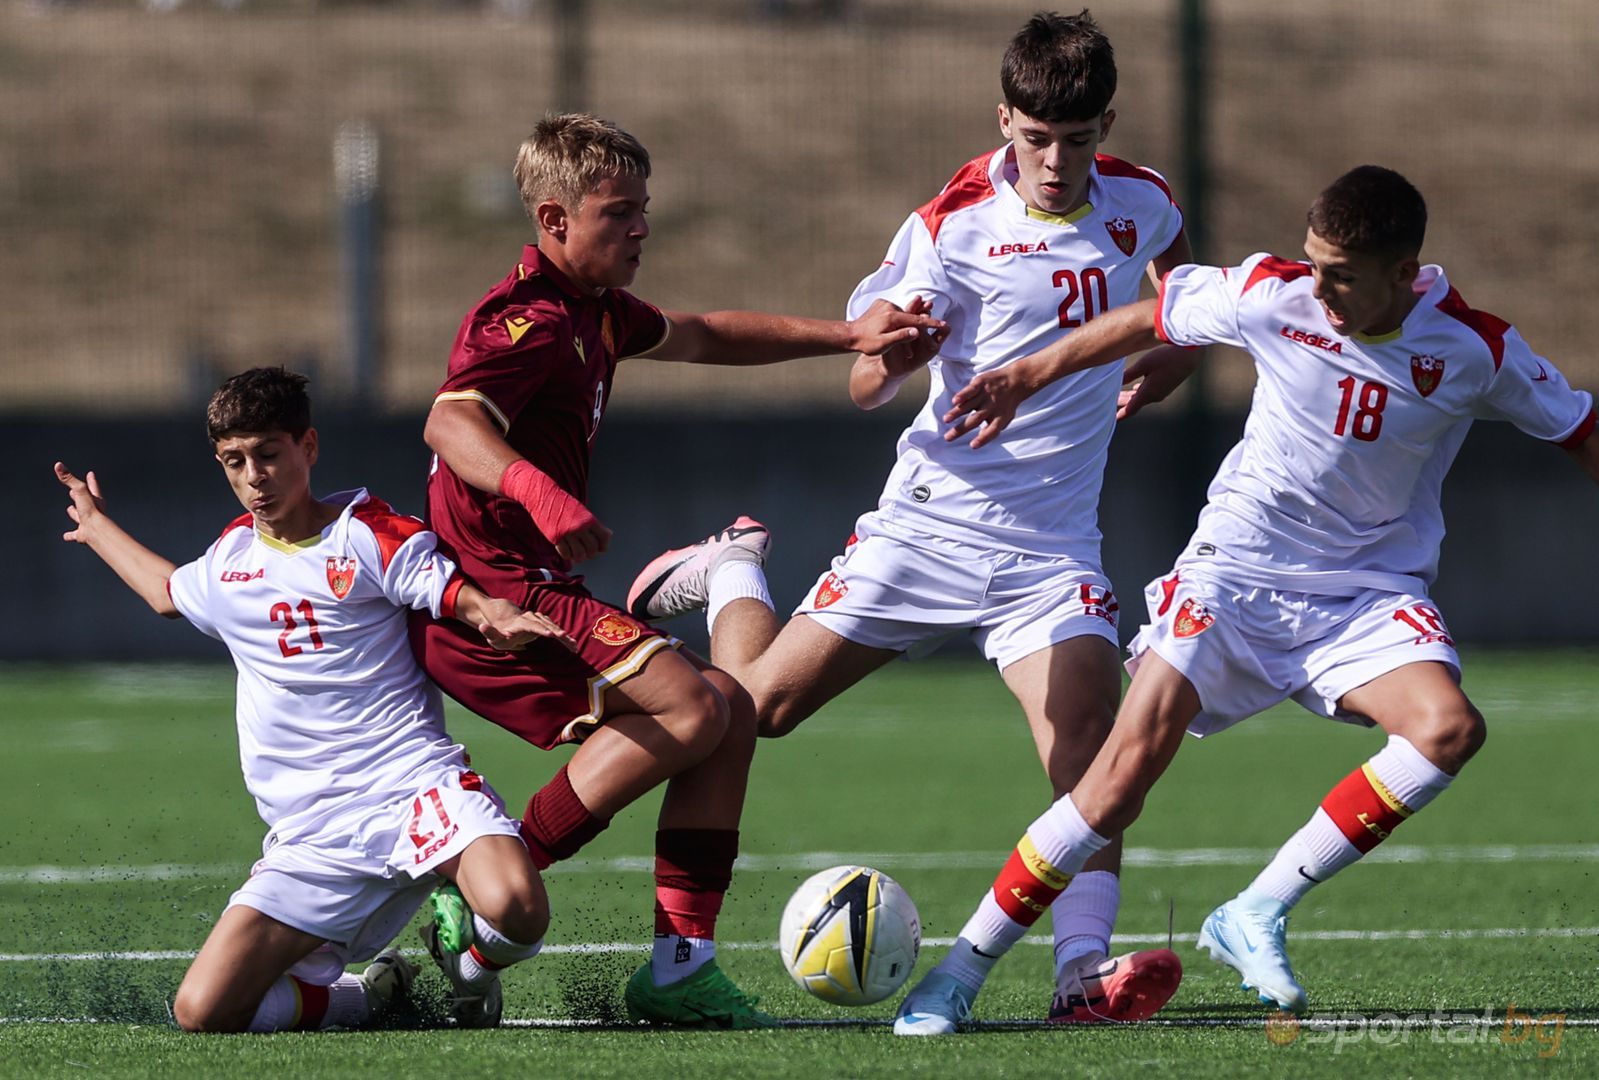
1333, 376, 1388, 441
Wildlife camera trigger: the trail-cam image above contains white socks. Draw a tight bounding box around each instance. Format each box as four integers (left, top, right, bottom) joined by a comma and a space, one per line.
706, 559, 772, 634
651, 934, 716, 985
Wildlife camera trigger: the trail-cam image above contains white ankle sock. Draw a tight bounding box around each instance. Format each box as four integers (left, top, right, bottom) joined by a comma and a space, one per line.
651, 934, 716, 985
706, 561, 773, 633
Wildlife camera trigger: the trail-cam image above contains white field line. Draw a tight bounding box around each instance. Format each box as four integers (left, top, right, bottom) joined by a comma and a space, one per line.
5, 925, 1599, 965
6, 843, 1599, 885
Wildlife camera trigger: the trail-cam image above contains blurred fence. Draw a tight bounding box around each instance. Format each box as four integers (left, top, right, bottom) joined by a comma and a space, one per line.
3, 0, 1597, 415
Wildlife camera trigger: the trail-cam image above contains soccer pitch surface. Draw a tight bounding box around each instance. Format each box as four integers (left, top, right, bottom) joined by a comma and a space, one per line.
2, 652, 1594, 1077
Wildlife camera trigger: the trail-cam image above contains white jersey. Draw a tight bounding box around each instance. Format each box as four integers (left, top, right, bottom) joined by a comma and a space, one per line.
167, 489, 470, 851
847, 147, 1184, 557
1157, 255, 1596, 592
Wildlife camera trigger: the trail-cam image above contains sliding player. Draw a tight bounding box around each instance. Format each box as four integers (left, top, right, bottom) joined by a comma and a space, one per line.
933, 164, 1599, 1018
409, 112, 942, 1029
56, 367, 567, 1032
628, 11, 1193, 1033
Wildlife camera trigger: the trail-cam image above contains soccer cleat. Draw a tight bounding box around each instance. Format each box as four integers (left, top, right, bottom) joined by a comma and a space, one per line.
359, 947, 418, 1015
623, 959, 776, 1029
626, 516, 771, 620
1047, 948, 1183, 1023
1197, 896, 1309, 1014
419, 923, 503, 1028
893, 969, 977, 1036
429, 881, 475, 954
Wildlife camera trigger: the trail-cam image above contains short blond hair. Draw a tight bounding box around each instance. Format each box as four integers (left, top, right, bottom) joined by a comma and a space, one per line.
513, 114, 651, 226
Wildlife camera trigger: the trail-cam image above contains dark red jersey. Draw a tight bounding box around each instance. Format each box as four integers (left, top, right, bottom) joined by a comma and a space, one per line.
425, 245, 668, 594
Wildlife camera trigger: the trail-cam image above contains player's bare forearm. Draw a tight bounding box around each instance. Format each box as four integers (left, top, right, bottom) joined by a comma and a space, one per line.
452, 582, 578, 652
649, 303, 944, 366
1564, 428, 1599, 483
54, 462, 179, 617
850, 354, 910, 410
424, 398, 522, 495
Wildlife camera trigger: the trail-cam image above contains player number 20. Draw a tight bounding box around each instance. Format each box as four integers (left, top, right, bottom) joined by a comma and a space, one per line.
1333, 376, 1388, 441
1054, 267, 1109, 328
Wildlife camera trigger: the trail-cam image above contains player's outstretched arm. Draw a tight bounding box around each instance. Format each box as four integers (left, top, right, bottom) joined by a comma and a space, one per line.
942, 298, 1162, 449
425, 400, 611, 564
54, 462, 180, 617
850, 296, 948, 410
450, 582, 579, 653
1564, 428, 1599, 483
646, 299, 945, 367
1116, 346, 1200, 420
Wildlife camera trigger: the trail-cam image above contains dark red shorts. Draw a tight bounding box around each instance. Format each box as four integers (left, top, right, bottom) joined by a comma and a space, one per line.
410, 577, 678, 750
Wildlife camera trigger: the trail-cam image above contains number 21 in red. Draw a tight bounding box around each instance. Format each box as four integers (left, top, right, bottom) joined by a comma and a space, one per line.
270, 599, 325, 658
1333, 376, 1388, 441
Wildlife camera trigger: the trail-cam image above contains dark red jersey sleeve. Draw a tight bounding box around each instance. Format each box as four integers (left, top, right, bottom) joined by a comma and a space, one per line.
612, 290, 670, 359
435, 299, 575, 432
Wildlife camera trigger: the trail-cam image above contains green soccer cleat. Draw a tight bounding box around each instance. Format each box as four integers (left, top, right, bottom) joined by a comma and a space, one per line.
429, 882, 475, 955
624, 959, 776, 1029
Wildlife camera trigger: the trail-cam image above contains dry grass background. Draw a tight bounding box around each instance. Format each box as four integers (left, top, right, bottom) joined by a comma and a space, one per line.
2, 0, 1595, 413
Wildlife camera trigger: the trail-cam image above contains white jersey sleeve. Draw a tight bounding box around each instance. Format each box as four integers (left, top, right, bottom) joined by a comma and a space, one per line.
1156, 254, 1281, 351
1472, 329, 1595, 443
168, 519, 252, 641
371, 524, 461, 618
846, 211, 957, 322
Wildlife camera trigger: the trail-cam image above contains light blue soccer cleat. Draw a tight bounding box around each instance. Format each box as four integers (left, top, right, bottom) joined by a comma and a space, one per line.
1196, 892, 1308, 1014
893, 969, 977, 1036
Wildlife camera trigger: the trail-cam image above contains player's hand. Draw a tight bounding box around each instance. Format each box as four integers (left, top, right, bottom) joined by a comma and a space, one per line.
846, 297, 947, 357
942, 364, 1031, 449
552, 515, 612, 565
875, 296, 948, 378
477, 601, 580, 652
1117, 345, 1199, 420
55, 461, 107, 543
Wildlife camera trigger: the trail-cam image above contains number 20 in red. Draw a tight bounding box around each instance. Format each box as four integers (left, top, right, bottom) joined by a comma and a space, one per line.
1333, 376, 1388, 441
1054, 267, 1109, 328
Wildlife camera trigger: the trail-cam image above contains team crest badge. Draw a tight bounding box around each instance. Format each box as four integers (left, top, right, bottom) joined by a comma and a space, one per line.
1411, 354, 1445, 397
1172, 597, 1214, 639
1105, 216, 1138, 257
326, 557, 358, 600
813, 572, 849, 610
592, 613, 641, 646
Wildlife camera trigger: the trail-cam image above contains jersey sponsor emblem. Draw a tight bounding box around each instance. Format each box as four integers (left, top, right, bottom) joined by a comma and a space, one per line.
1105, 216, 1138, 256
219, 568, 265, 583
986, 240, 1051, 257
1279, 325, 1344, 354
813, 572, 849, 609
326, 557, 358, 599
573, 336, 588, 365
1410, 354, 1445, 397
910, 484, 931, 503
504, 315, 535, 345
1531, 362, 1551, 383
592, 612, 641, 646
1172, 597, 1214, 638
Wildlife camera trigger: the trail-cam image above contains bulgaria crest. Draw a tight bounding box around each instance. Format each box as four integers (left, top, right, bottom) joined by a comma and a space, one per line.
326, 557, 358, 600
1105, 216, 1138, 257
813, 572, 849, 610
1410, 354, 1445, 397
1172, 597, 1214, 639
592, 613, 641, 646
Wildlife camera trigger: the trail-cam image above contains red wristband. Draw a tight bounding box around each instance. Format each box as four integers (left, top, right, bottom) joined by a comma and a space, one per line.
499, 459, 596, 544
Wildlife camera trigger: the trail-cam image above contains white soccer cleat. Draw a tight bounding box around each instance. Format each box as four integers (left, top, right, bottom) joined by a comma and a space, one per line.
626, 516, 771, 620
892, 969, 976, 1036
359, 947, 418, 1014
1196, 895, 1308, 1014
420, 923, 504, 1028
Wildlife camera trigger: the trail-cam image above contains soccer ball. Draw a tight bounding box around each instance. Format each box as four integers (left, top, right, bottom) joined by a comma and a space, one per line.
778, 865, 921, 1006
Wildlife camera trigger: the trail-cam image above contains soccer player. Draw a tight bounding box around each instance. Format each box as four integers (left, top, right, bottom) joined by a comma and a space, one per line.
938, 164, 1599, 1016
627, 11, 1192, 1034
408, 112, 942, 1029
55, 367, 571, 1033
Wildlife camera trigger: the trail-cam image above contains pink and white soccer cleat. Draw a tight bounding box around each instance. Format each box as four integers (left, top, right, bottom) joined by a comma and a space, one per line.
1046, 948, 1183, 1023
626, 516, 771, 620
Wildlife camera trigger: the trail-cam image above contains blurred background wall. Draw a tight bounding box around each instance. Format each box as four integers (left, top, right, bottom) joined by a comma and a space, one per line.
4, 0, 1597, 657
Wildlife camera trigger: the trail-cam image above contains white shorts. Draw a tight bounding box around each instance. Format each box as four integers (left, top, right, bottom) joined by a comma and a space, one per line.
1126, 566, 1462, 737
226, 769, 522, 970
793, 520, 1120, 669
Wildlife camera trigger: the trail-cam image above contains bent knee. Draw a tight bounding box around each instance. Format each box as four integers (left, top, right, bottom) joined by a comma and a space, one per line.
665, 678, 732, 759
173, 986, 245, 1034
1402, 701, 1486, 772
493, 891, 551, 945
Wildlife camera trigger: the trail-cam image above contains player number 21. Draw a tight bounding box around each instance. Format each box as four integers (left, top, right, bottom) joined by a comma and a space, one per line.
1054, 267, 1109, 328
1333, 376, 1388, 441
270, 599, 325, 658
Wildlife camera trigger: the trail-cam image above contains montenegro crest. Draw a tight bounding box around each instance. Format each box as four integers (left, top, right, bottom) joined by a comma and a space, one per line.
326, 557, 358, 600
1105, 216, 1138, 257
813, 572, 849, 610
1172, 597, 1214, 639
1410, 354, 1445, 397
592, 613, 641, 646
